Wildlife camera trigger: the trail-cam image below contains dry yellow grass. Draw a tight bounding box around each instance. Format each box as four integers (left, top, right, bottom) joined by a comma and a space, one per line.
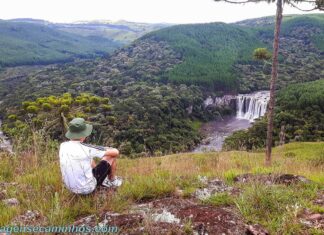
0, 142, 323, 233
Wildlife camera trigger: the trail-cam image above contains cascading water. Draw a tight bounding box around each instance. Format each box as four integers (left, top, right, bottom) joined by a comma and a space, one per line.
195, 91, 270, 152
0, 120, 13, 153
236, 91, 270, 122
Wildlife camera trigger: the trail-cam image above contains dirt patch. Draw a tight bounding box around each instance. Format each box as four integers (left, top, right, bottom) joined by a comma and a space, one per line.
12, 210, 47, 226
314, 190, 324, 207
132, 197, 267, 235
299, 209, 324, 230
234, 173, 311, 185
73, 196, 269, 234
175, 205, 247, 234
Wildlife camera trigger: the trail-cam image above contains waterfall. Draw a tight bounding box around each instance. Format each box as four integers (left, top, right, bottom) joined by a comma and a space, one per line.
0, 120, 13, 153
236, 91, 270, 122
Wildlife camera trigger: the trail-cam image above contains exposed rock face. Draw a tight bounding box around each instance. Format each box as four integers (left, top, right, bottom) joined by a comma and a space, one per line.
12, 210, 47, 226
203, 95, 237, 110
300, 209, 324, 230
233, 173, 311, 185
246, 224, 270, 235
71, 195, 269, 234
194, 177, 235, 200
2, 198, 19, 206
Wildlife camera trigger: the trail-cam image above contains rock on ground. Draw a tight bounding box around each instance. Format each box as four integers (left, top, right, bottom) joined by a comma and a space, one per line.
72, 196, 269, 235
194, 177, 236, 200
234, 173, 311, 185
12, 210, 47, 226
2, 198, 19, 206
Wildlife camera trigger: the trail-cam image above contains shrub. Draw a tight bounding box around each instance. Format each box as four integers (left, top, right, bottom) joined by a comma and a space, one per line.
22, 101, 31, 109
89, 96, 100, 104
100, 104, 112, 111
60, 105, 70, 113
8, 114, 17, 121
42, 103, 52, 111
101, 98, 110, 104
26, 105, 39, 114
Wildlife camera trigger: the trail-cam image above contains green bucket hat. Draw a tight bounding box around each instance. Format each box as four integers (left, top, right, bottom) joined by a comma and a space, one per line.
65, 118, 93, 139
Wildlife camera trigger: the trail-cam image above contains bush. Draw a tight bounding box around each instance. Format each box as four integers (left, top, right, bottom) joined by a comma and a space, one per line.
7, 114, 17, 121
100, 104, 112, 111
101, 98, 110, 104
89, 96, 100, 104
26, 105, 39, 114
42, 103, 52, 111
60, 105, 70, 113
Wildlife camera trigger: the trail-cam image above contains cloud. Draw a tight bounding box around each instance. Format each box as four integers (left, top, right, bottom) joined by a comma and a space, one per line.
0, 0, 321, 23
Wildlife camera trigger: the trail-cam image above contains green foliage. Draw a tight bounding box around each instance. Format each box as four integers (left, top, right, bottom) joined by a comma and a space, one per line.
223, 118, 267, 151
7, 114, 17, 121
238, 14, 324, 93
3, 93, 114, 144
253, 48, 271, 61
0, 20, 120, 67
225, 80, 324, 150
100, 104, 112, 111
3, 86, 206, 156
59, 104, 70, 113
26, 105, 39, 114
203, 192, 234, 207
235, 183, 318, 234
144, 23, 264, 90
41, 103, 52, 111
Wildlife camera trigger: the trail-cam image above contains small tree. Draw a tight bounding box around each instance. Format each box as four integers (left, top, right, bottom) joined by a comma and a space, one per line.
214, 0, 323, 166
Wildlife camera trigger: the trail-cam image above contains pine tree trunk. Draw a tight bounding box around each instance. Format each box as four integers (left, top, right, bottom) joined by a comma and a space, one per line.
265, 0, 283, 166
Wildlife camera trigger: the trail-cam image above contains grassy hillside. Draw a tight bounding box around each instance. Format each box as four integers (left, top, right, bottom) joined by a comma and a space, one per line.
0, 142, 323, 234
0, 20, 121, 67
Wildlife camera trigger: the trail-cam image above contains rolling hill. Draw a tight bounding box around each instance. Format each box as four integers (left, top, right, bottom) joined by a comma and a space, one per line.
8, 18, 171, 45
0, 14, 323, 106
0, 20, 121, 67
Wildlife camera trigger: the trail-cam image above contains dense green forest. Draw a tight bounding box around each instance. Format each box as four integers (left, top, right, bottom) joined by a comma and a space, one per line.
1, 14, 322, 107
0, 14, 323, 156
140, 14, 323, 92
0, 20, 120, 67
223, 79, 324, 151
143, 23, 263, 90
237, 14, 324, 92
2, 83, 232, 156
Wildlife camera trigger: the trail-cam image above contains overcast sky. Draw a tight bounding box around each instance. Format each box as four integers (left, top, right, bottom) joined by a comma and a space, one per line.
0, 0, 322, 24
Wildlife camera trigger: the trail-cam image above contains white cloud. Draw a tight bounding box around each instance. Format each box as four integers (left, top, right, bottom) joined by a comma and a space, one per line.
0, 0, 321, 23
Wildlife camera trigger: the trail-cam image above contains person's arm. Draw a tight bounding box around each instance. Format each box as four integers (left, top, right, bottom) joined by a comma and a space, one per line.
104, 147, 119, 157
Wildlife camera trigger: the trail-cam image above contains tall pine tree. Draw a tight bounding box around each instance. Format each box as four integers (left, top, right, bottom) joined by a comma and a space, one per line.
214, 0, 323, 166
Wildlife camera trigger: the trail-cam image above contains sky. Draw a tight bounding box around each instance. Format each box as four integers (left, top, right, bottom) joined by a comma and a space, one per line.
0, 0, 322, 24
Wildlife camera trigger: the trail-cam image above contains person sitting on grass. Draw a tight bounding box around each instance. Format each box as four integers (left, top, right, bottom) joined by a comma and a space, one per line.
59, 118, 122, 194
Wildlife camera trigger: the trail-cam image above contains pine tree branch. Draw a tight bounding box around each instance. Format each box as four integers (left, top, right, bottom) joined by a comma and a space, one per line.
287, 1, 319, 11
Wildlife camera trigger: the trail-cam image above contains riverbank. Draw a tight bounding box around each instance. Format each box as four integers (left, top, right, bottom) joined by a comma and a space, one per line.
195, 91, 270, 152
0, 120, 13, 153
194, 116, 251, 152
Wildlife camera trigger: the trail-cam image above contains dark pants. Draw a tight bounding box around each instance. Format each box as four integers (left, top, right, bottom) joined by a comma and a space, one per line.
92, 160, 111, 186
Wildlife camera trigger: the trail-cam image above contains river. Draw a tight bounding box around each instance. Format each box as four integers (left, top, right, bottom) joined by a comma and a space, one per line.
0, 120, 13, 153
194, 91, 270, 152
